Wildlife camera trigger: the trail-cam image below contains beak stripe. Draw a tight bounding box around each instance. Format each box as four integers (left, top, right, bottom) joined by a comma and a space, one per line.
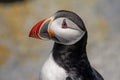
29, 16, 55, 39
29, 18, 47, 39
47, 17, 55, 38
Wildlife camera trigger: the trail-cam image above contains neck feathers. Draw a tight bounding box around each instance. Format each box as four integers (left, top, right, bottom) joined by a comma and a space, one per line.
52, 33, 96, 79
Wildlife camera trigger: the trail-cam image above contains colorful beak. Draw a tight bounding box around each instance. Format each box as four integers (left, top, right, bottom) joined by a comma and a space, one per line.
29, 17, 55, 40
29, 18, 47, 39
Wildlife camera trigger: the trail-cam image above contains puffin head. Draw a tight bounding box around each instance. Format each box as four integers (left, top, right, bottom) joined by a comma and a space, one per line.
29, 10, 87, 45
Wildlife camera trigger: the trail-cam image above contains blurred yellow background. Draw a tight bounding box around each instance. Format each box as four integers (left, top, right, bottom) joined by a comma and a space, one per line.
0, 0, 120, 80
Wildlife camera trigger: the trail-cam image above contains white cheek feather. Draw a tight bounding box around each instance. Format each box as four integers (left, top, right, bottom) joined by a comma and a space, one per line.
41, 54, 67, 80
50, 18, 85, 45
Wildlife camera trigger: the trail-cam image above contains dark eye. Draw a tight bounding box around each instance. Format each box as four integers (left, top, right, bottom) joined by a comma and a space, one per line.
62, 19, 67, 28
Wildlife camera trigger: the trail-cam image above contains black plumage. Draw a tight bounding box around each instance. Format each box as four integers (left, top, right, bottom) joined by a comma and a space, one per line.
52, 10, 104, 80
29, 10, 104, 80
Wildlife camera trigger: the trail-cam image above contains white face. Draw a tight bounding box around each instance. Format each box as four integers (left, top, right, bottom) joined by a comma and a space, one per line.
49, 17, 85, 45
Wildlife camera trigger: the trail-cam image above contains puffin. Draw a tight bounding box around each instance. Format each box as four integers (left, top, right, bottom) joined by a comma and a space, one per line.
29, 10, 104, 80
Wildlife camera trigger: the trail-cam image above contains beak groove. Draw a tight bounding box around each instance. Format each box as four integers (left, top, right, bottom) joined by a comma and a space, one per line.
29, 17, 55, 40
29, 18, 47, 39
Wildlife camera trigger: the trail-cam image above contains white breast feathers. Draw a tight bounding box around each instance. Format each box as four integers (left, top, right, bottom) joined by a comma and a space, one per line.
40, 54, 67, 80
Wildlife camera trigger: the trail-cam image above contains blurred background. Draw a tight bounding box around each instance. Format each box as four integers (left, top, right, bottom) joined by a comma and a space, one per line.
0, 0, 120, 80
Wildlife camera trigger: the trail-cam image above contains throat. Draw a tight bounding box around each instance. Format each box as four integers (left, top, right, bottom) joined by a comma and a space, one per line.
52, 40, 94, 79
